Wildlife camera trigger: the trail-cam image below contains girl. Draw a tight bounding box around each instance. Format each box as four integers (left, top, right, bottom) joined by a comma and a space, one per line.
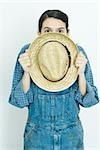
9, 10, 99, 150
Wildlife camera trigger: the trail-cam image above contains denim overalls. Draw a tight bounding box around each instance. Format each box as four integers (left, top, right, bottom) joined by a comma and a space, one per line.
9, 44, 99, 150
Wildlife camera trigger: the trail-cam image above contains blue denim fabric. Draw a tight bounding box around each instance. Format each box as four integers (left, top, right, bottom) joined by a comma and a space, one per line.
8, 44, 99, 150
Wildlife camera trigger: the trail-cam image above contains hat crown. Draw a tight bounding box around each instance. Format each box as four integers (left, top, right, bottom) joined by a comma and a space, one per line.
29, 33, 78, 92
38, 41, 69, 81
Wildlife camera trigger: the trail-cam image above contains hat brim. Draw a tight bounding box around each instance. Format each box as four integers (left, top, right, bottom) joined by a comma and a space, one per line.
28, 33, 79, 92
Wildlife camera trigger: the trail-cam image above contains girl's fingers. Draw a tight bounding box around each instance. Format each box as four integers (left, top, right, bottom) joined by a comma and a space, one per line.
76, 55, 85, 60
19, 58, 31, 64
19, 53, 29, 58
76, 58, 84, 62
18, 56, 30, 61
25, 49, 29, 52
75, 59, 86, 63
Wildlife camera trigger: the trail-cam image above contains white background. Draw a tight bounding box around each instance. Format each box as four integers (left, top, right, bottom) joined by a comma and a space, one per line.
0, 1, 100, 150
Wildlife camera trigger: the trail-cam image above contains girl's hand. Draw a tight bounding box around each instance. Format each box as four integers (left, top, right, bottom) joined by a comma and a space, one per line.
75, 51, 87, 75
18, 49, 31, 73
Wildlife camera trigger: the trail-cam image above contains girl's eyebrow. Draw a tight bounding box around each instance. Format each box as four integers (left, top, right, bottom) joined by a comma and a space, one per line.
43, 27, 65, 30
57, 27, 65, 30
43, 27, 52, 30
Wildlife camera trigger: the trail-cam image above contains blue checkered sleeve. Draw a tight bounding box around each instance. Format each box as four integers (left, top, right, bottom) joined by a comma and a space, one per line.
8, 44, 34, 108
74, 45, 99, 107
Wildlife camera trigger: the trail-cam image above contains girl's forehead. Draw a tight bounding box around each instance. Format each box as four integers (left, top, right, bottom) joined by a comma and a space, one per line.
42, 17, 66, 28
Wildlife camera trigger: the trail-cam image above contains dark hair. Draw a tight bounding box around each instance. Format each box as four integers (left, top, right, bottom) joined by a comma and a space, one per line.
38, 10, 69, 33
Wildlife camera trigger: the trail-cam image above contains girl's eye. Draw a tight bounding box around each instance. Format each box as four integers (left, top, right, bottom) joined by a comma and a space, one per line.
45, 30, 50, 33
58, 30, 63, 33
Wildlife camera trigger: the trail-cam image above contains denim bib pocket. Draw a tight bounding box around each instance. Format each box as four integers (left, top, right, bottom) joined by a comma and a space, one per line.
37, 92, 72, 122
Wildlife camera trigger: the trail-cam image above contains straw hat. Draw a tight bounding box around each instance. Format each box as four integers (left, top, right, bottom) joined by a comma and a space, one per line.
28, 33, 79, 92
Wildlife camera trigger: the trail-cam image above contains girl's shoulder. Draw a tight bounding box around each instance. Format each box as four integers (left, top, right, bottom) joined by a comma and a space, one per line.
76, 44, 88, 59
19, 43, 30, 55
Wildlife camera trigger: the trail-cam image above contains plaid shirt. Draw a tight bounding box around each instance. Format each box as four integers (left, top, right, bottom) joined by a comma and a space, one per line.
8, 44, 99, 108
